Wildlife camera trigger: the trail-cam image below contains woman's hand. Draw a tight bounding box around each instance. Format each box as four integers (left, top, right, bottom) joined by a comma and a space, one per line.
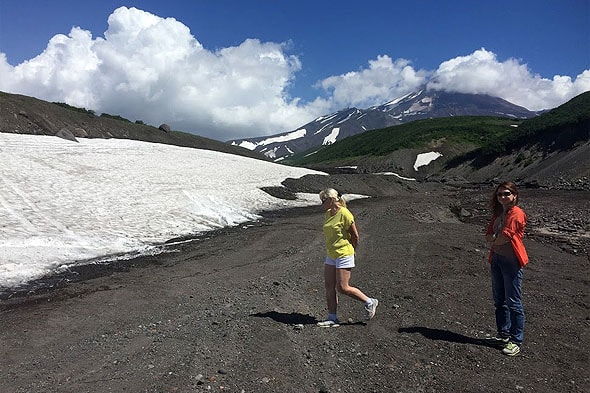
485, 233, 495, 244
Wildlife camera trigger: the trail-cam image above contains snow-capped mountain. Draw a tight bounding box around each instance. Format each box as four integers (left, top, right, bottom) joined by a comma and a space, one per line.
229, 89, 539, 161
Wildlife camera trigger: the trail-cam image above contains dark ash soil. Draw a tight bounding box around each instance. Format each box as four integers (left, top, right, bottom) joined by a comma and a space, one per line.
0, 177, 588, 393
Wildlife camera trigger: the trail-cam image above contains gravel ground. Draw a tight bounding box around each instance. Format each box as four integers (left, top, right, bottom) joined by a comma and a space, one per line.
1, 177, 588, 393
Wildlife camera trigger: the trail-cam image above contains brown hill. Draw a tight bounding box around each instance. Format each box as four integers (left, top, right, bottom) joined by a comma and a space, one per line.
0, 91, 267, 160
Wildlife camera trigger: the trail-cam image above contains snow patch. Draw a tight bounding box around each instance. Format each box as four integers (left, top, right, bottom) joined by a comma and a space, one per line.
414, 152, 443, 171
323, 128, 340, 145
0, 133, 327, 288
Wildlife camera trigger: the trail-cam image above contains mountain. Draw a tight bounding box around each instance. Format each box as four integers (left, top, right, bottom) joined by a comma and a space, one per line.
0, 91, 267, 161
283, 91, 590, 190
229, 89, 539, 161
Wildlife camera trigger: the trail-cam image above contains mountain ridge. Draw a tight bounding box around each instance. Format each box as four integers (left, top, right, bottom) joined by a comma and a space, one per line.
0, 91, 267, 161
284, 91, 590, 190
229, 89, 540, 160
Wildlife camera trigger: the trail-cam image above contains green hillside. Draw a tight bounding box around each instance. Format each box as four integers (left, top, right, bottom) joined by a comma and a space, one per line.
285, 116, 524, 166
472, 90, 590, 162
284, 91, 590, 168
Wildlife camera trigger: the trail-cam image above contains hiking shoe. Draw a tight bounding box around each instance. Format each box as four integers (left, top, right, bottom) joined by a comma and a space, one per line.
365, 299, 379, 320
486, 335, 510, 346
317, 320, 340, 328
502, 342, 521, 356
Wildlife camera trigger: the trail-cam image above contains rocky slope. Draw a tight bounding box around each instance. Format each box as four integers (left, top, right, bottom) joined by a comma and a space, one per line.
0, 91, 266, 160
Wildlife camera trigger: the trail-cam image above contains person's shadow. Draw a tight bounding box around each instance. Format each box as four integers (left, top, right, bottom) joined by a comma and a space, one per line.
398, 326, 501, 348
251, 311, 365, 326
251, 311, 319, 325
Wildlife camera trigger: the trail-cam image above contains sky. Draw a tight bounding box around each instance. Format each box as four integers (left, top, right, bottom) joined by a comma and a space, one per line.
0, 0, 589, 141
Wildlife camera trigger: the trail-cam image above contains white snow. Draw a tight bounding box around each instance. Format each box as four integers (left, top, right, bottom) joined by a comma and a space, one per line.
373, 172, 417, 181
258, 128, 307, 146
414, 151, 443, 171
0, 133, 328, 288
233, 129, 306, 151
316, 112, 339, 124
322, 128, 340, 145
382, 91, 415, 107
235, 140, 258, 150
336, 111, 357, 125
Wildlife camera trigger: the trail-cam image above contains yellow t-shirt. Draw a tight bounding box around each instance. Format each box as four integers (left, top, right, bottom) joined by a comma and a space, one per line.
323, 207, 355, 259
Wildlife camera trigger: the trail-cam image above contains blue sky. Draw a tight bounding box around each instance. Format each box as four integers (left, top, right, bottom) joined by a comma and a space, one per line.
1, 0, 589, 140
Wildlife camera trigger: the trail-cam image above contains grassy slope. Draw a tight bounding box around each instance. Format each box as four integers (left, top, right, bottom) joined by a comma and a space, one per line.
284, 91, 590, 170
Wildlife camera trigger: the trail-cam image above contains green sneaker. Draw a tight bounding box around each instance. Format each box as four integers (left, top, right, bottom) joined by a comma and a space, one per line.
502, 342, 521, 356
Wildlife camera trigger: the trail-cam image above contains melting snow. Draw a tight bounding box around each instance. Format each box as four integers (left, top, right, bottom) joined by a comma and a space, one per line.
414, 152, 443, 171
323, 128, 340, 145
0, 133, 327, 288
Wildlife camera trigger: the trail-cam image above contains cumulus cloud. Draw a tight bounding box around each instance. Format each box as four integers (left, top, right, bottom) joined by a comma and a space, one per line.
0, 7, 316, 140
315, 48, 590, 112
0, 8, 588, 141
427, 48, 590, 110
315, 55, 428, 108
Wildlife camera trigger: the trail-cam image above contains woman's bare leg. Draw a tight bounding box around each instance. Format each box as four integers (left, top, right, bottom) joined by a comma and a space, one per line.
336, 268, 369, 302
323, 264, 338, 314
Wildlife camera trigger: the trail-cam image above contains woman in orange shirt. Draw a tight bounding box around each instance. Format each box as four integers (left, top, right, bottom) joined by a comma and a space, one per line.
485, 181, 528, 356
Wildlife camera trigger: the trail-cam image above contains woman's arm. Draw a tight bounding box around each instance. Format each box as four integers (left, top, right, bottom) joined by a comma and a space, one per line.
348, 222, 359, 250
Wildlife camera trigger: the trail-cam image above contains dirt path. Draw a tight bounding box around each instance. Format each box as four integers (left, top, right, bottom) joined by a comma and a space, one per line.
1, 187, 588, 392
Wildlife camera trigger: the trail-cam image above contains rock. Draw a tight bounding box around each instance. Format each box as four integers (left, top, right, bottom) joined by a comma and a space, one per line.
195, 374, 205, 384
73, 127, 88, 137
56, 128, 79, 143
459, 208, 472, 218
159, 123, 171, 133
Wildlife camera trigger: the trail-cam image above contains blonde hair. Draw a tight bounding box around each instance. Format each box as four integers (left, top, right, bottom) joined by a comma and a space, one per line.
319, 188, 346, 208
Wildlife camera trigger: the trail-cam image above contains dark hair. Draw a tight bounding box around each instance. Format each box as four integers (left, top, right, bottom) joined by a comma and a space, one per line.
489, 181, 519, 216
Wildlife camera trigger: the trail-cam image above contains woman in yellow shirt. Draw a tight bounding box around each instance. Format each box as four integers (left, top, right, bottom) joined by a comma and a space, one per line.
317, 188, 378, 327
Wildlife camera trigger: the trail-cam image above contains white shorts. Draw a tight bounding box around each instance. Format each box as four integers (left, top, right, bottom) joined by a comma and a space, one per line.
325, 255, 355, 269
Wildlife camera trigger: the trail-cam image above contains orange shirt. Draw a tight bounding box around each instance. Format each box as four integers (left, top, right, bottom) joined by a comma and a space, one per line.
486, 206, 529, 267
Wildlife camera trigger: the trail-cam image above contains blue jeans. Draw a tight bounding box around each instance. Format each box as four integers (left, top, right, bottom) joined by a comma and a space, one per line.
491, 253, 525, 345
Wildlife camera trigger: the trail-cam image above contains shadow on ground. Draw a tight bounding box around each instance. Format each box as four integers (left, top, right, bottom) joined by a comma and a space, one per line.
251, 311, 319, 325
398, 326, 501, 349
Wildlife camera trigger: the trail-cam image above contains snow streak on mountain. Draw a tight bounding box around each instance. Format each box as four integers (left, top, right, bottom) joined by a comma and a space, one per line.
229, 89, 539, 161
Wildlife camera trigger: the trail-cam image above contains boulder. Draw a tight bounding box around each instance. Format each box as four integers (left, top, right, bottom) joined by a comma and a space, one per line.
159, 123, 171, 133
56, 128, 79, 143
73, 127, 88, 137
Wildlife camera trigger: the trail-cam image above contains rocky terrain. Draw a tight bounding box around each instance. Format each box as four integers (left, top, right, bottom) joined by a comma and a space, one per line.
1, 91, 588, 392
0, 176, 588, 393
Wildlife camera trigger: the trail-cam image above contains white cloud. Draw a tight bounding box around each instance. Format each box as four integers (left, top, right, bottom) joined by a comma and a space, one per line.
315, 48, 590, 112
316, 55, 428, 108
427, 48, 590, 110
0, 7, 320, 140
0, 8, 588, 141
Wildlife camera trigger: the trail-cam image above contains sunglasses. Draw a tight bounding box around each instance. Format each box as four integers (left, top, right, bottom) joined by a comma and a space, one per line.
321, 197, 330, 204
497, 191, 513, 197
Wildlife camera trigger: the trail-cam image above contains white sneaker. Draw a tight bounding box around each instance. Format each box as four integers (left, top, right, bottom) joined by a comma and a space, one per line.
317, 319, 340, 327
365, 299, 379, 320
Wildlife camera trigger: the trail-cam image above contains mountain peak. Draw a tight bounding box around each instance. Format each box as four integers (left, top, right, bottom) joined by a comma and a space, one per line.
229, 90, 539, 161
